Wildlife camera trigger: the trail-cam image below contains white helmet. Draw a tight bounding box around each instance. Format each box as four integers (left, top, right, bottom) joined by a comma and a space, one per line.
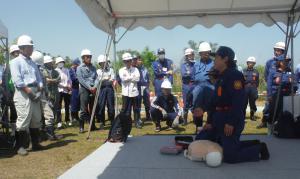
161, 79, 172, 89
55, 57, 65, 64
31, 51, 44, 66
273, 42, 285, 50
17, 35, 34, 46
81, 49, 92, 57
43, 55, 53, 64
9, 45, 20, 54
97, 54, 107, 63
198, 42, 211, 52
185, 48, 194, 56
246, 56, 256, 63
122, 52, 132, 61
205, 152, 222, 167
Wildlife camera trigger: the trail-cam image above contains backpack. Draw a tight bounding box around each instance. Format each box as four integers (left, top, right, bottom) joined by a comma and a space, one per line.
107, 113, 132, 143
273, 111, 299, 138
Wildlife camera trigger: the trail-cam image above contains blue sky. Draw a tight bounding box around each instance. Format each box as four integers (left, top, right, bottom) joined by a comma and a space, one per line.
1, 0, 300, 67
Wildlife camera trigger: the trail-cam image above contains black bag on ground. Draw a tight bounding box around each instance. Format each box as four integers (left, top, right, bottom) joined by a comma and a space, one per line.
107, 113, 132, 142
273, 111, 298, 138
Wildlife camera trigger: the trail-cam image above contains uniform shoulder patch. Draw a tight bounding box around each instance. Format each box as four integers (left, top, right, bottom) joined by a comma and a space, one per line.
233, 80, 243, 90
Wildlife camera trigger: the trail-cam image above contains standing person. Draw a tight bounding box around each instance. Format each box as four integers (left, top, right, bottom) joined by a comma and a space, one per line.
119, 52, 142, 128
136, 55, 151, 121
257, 42, 285, 129
181, 48, 195, 125
10, 35, 44, 156
69, 58, 81, 123
267, 54, 296, 134
55, 57, 72, 128
152, 48, 174, 96
191, 42, 214, 128
96, 54, 115, 127
150, 79, 182, 132
32, 51, 62, 140
1, 45, 20, 137
77, 49, 98, 133
243, 57, 259, 121
195, 46, 269, 163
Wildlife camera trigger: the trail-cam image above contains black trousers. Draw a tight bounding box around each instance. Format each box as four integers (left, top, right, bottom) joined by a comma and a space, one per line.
56, 92, 71, 123
79, 87, 95, 123
121, 96, 139, 116
244, 86, 258, 113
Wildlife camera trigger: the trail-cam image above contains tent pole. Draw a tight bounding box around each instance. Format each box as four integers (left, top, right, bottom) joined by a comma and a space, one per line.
289, 10, 295, 120
113, 26, 119, 114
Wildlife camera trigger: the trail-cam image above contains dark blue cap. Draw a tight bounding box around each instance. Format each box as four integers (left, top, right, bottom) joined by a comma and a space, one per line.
157, 48, 165, 54
72, 58, 81, 65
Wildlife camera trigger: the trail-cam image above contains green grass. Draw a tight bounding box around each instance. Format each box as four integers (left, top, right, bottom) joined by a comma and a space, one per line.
0, 111, 266, 179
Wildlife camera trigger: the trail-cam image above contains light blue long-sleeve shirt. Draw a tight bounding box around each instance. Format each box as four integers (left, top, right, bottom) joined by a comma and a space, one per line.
76, 63, 98, 90
10, 54, 43, 88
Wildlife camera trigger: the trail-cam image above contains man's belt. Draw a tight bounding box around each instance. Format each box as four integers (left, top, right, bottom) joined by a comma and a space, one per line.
215, 106, 232, 111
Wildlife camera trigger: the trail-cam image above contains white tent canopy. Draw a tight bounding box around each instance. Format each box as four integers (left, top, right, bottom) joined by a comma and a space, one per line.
75, 0, 300, 34
0, 20, 8, 39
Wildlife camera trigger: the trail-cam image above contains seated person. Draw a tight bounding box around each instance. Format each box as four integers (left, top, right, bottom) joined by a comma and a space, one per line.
150, 79, 182, 132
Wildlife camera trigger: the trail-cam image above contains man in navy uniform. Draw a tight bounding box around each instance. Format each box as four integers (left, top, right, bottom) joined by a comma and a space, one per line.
152, 48, 173, 96
257, 42, 285, 128
181, 48, 195, 125
243, 56, 259, 121
150, 79, 182, 132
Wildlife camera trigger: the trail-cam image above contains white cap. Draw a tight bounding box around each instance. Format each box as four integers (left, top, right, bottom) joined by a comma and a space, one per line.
122, 52, 132, 61
97, 54, 107, 63
9, 45, 20, 54
55, 57, 65, 64
273, 42, 285, 50
205, 152, 222, 167
185, 48, 194, 56
17, 35, 34, 46
198, 42, 211, 52
246, 56, 256, 63
161, 79, 172, 89
31, 51, 44, 66
81, 49, 92, 57
43, 55, 53, 64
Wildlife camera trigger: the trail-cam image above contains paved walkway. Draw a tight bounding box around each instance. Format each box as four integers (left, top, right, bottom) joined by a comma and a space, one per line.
59, 135, 300, 179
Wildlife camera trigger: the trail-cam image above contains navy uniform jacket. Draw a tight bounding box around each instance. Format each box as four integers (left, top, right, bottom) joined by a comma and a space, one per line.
211, 67, 245, 127
152, 58, 173, 84
242, 68, 259, 87
151, 94, 180, 115
138, 65, 150, 87
264, 58, 276, 82
181, 60, 195, 84
69, 67, 79, 89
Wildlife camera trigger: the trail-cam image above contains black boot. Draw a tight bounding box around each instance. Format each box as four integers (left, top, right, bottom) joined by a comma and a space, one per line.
257, 115, 267, 129
260, 142, 270, 160
79, 120, 84, 133
108, 113, 115, 125
134, 113, 143, 129
183, 112, 188, 126
29, 128, 44, 151
90, 119, 98, 131
15, 131, 28, 156
145, 109, 151, 121
240, 139, 260, 147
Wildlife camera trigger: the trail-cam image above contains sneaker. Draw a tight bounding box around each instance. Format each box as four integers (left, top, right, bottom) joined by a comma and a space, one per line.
155, 126, 161, 132
57, 122, 62, 129
166, 126, 173, 131
17, 147, 28, 156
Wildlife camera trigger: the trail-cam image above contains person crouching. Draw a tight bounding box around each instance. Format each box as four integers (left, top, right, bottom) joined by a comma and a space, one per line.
150, 79, 182, 132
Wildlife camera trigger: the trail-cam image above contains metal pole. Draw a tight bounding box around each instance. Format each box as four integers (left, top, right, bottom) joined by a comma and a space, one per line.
86, 36, 113, 140
290, 10, 295, 120
113, 27, 119, 114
